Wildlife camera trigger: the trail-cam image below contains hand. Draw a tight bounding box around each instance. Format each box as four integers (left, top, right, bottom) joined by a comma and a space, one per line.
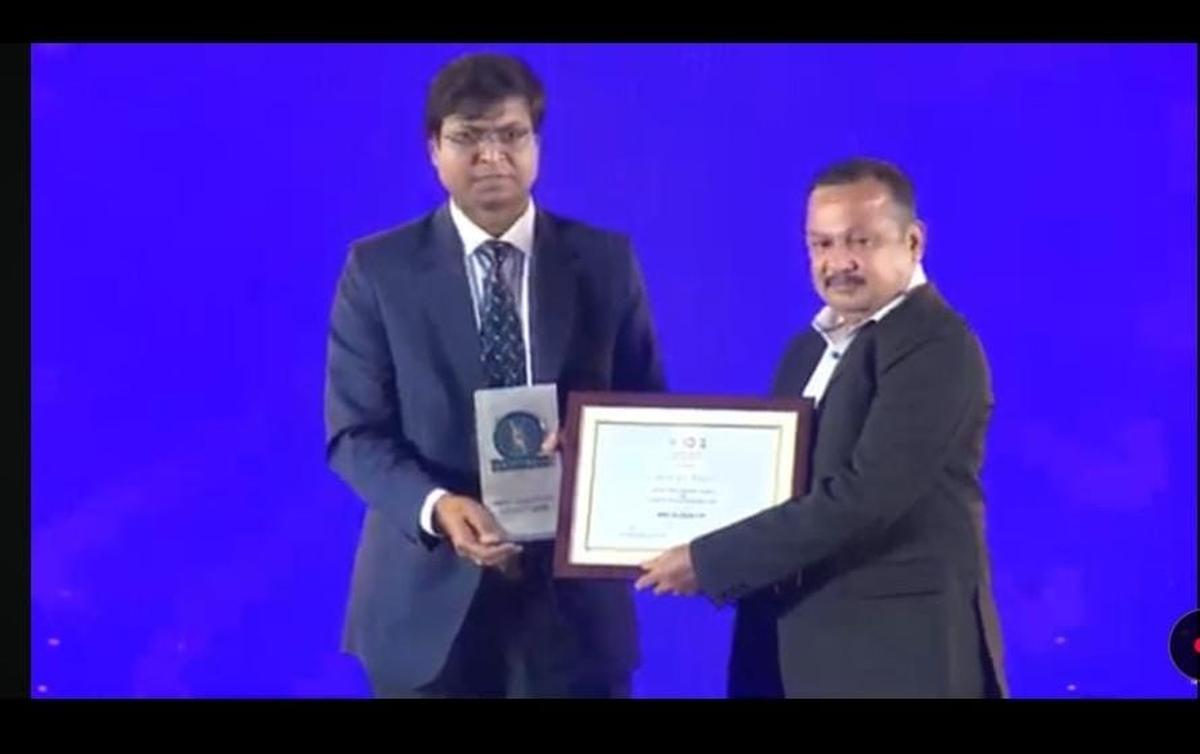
540, 428, 563, 455
433, 494, 523, 571
635, 544, 698, 596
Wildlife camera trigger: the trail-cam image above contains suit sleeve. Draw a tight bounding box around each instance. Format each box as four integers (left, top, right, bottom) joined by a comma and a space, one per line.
323, 246, 442, 544
610, 239, 666, 393
691, 326, 986, 604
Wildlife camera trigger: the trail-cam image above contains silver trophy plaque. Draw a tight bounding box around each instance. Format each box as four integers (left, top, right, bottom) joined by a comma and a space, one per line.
473, 383, 562, 542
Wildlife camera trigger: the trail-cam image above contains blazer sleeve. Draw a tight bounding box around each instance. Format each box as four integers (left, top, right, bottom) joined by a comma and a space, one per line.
610, 238, 666, 393
323, 245, 442, 544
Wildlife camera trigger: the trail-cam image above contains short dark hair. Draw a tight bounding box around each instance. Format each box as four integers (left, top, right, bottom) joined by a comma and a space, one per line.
424, 53, 546, 138
810, 157, 917, 221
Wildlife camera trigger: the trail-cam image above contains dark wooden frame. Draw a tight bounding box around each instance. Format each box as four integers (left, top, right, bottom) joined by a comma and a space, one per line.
553, 391, 813, 579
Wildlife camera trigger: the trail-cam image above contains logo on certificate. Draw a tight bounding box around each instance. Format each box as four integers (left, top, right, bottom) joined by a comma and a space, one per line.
491, 411, 553, 472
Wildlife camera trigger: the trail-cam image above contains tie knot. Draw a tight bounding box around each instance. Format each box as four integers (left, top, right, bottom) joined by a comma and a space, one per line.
479, 240, 514, 271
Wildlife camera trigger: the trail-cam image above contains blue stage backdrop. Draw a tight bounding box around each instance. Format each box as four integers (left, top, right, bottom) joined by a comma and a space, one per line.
31, 43, 1196, 698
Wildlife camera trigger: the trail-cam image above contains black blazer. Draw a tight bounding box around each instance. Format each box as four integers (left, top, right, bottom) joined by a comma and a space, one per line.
691, 283, 1007, 698
324, 204, 665, 690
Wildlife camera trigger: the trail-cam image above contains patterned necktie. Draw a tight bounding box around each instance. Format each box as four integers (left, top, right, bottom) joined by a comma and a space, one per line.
478, 240, 527, 388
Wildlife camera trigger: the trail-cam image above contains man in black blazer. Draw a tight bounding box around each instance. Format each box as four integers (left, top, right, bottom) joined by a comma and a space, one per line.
637, 158, 1006, 698
324, 53, 664, 698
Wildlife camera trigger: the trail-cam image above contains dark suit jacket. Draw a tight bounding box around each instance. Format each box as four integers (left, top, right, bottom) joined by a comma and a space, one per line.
324, 204, 665, 691
691, 283, 1007, 698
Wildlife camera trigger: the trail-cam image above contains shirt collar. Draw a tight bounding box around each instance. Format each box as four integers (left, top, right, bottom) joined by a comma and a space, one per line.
812, 262, 928, 339
448, 197, 536, 258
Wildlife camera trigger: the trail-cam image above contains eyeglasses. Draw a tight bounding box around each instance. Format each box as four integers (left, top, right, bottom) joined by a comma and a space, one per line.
441, 126, 533, 151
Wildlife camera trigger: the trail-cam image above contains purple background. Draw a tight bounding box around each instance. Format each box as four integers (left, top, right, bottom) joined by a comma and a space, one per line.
31, 43, 1197, 698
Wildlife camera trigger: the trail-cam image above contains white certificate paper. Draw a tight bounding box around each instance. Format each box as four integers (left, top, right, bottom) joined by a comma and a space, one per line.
564, 405, 801, 569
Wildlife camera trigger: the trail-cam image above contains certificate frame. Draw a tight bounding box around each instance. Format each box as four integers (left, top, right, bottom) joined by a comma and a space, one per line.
552, 392, 813, 580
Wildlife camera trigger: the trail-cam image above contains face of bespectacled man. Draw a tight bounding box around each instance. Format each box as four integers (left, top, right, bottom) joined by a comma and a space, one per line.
429, 96, 539, 228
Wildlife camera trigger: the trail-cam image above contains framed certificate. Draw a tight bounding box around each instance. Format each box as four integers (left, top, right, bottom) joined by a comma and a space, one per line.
553, 392, 813, 579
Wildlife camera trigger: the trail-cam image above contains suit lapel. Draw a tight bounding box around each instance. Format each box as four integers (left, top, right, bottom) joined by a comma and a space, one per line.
821, 324, 870, 396
529, 211, 579, 385
791, 333, 826, 394
819, 282, 941, 397
414, 205, 485, 396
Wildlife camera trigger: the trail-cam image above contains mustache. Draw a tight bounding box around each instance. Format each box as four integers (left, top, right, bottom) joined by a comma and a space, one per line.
824, 272, 865, 288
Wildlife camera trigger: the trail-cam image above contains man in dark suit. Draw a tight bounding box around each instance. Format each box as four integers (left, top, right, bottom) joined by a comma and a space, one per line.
324, 53, 664, 698
637, 158, 1007, 698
